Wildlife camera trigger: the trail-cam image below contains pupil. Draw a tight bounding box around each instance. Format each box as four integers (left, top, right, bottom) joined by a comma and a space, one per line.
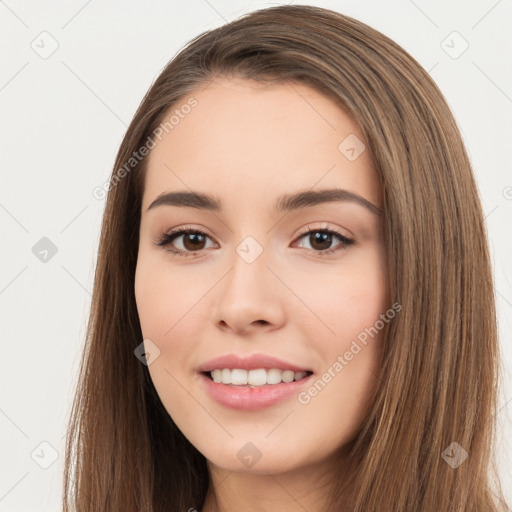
311, 232, 331, 250
184, 233, 204, 250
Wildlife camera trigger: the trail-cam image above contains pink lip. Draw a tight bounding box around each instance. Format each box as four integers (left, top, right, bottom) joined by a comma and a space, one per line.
196, 354, 314, 410
196, 353, 312, 373
199, 372, 314, 411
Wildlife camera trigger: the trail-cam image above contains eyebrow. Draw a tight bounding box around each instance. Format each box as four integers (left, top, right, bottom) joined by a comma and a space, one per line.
146, 188, 382, 216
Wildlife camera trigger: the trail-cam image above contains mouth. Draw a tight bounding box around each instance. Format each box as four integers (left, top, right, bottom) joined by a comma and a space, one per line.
201, 368, 314, 388
199, 368, 315, 410
196, 353, 315, 409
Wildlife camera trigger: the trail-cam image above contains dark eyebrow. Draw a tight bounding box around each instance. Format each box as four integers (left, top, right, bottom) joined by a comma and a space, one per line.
276, 188, 382, 216
146, 188, 382, 216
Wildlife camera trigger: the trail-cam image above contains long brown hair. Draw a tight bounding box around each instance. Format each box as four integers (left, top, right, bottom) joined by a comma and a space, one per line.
63, 5, 510, 511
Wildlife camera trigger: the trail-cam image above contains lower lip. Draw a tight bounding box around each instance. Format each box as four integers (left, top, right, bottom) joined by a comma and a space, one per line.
199, 372, 313, 411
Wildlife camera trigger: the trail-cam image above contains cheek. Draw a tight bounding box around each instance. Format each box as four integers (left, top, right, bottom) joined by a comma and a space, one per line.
298, 251, 389, 349
134, 254, 203, 339
134, 253, 214, 396
134, 257, 203, 419
313, 252, 388, 432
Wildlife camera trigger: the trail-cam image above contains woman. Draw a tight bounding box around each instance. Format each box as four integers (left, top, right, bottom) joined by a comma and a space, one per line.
63, 5, 510, 511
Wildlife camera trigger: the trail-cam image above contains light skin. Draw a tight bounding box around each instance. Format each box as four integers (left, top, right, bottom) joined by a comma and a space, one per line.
134, 77, 389, 512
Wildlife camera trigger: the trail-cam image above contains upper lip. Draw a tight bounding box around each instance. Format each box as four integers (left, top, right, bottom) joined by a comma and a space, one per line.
196, 353, 313, 373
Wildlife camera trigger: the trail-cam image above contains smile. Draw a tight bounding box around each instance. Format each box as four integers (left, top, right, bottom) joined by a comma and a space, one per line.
199, 371, 314, 410
207, 368, 312, 387
196, 353, 315, 410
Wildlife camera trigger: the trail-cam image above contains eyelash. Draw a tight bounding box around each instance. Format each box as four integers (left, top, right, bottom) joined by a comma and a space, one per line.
154, 224, 354, 258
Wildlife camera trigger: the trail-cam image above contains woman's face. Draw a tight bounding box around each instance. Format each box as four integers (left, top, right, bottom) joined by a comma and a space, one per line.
135, 77, 389, 476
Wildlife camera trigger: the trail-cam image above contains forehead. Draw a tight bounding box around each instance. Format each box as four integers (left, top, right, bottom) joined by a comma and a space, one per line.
142, 77, 382, 214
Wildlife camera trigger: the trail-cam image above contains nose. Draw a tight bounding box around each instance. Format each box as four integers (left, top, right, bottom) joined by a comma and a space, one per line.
212, 245, 286, 335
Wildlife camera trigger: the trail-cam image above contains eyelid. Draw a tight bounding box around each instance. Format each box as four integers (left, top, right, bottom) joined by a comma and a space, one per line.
294, 222, 354, 242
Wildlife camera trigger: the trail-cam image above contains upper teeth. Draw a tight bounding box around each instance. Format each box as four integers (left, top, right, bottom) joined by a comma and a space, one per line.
210, 368, 308, 386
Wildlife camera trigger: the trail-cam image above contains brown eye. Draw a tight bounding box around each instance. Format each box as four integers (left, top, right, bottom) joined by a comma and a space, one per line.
180, 232, 207, 251
295, 227, 354, 255
155, 229, 216, 256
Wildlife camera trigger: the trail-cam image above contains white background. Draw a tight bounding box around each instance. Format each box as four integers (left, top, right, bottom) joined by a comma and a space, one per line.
1, 0, 511, 510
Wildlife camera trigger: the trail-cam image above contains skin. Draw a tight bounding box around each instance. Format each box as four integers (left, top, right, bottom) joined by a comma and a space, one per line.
134, 77, 389, 512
